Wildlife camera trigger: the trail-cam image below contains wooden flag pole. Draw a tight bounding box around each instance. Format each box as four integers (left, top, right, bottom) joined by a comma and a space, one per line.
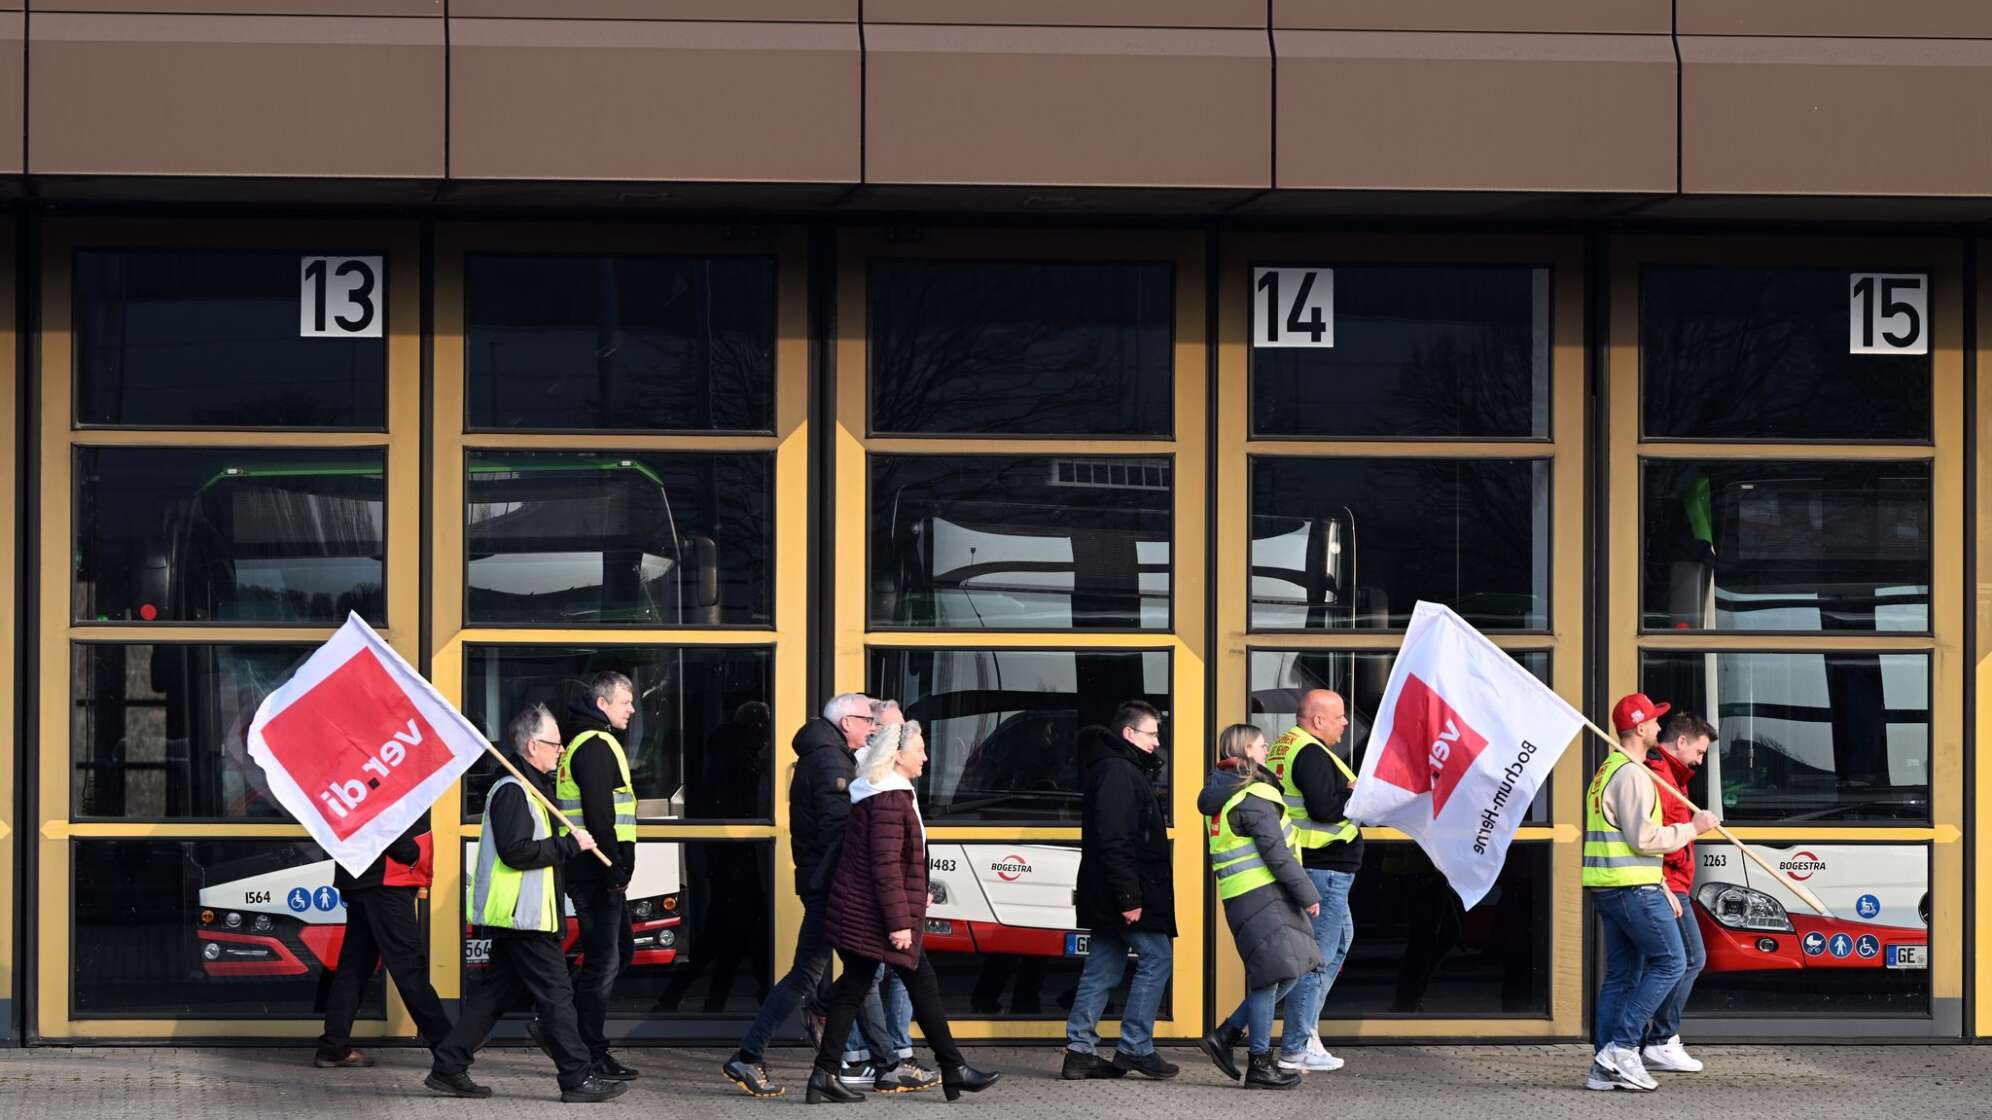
480, 740, 614, 867
1580, 717, 1831, 917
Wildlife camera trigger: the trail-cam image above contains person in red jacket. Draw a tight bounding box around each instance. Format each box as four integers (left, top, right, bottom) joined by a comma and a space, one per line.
803, 720, 1000, 1104
1640, 711, 1717, 1076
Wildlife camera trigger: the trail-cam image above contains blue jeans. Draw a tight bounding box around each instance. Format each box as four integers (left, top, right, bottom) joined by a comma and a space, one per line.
1591, 885, 1686, 1052
1279, 869, 1354, 1057
1064, 929, 1173, 1058
843, 968, 913, 1063
1642, 891, 1705, 1046
1222, 978, 1300, 1056
737, 896, 893, 1062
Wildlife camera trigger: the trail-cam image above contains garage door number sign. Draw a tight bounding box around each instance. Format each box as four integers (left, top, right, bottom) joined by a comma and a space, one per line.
1253, 267, 1334, 348
1849, 272, 1926, 356
300, 255, 384, 339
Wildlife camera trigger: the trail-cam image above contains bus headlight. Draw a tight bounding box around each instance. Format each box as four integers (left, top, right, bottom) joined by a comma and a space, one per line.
252, 915, 274, 933
223, 911, 244, 929
630, 899, 655, 920
658, 929, 675, 948
1695, 883, 1793, 932
202, 942, 222, 961
929, 882, 948, 906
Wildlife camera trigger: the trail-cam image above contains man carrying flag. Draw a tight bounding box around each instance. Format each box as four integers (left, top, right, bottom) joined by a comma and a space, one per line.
1264, 689, 1357, 1074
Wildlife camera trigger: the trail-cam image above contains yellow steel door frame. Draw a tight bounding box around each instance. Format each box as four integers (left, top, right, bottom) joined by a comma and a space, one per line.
33, 220, 424, 1039
1213, 234, 1589, 1039
1978, 239, 1992, 1041
1606, 236, 1966, 1035
832, 228, 1209, 1041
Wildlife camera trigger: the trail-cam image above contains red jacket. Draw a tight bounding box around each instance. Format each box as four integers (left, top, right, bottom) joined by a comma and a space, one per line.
823, 788, 929, 969
1644, 748, 1697, 895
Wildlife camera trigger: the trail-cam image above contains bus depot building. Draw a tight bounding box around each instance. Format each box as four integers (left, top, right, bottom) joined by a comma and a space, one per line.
0, 1, 1989, 1050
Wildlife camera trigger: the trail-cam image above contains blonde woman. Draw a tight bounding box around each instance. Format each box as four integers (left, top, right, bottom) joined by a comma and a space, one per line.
1197, 723, 1322, 1090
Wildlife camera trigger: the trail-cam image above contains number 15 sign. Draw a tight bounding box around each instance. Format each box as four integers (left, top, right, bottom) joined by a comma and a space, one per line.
1254, 267, 1334, 348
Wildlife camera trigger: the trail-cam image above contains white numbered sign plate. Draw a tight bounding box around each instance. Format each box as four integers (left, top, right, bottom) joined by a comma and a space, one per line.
1848, 272, 1926, 356
1253, 267, 1334, 348
300, 255, 384, 339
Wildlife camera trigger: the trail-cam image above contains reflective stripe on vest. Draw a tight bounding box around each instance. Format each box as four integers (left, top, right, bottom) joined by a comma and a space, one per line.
1207, 781, 1300, 901
555, 728, 639, 842
1581, 752, 1665, 888
468, 776, 558, 932
1265, 726, 1360, 849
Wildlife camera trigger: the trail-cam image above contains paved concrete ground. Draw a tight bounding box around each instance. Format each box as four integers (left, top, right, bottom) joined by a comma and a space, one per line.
1, 1043, 1988, 1119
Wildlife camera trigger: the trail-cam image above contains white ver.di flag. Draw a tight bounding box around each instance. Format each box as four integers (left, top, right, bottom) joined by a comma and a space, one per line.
1344, 601, 1582, 908
247, 613, 492, 876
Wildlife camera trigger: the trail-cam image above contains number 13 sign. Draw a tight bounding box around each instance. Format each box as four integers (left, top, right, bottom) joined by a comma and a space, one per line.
1254, 267, 1334, 348
300, 255, 383, 339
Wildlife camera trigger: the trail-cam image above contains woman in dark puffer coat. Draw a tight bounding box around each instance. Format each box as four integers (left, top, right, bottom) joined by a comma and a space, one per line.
806, 720, 1000, 1104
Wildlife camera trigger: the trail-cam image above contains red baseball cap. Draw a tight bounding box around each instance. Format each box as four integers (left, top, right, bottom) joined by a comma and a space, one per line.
1612, 692, 1671, 733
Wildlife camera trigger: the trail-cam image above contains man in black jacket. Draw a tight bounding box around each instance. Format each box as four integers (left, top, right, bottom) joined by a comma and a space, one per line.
1268, 688, 1359, 1074
1064, 700, 1178, 1081
315, 819, 453, 1068
553, 672, 642, 1082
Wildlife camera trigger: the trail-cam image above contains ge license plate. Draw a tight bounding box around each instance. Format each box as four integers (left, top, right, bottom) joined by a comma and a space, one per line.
923, 918, 952, 935
1065, 933, 1090, 957
1885, 944, 1926, 970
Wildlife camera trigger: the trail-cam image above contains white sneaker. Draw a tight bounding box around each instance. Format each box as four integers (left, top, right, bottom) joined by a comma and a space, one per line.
1585, 1058, 1621, 1091
1304, 1034, 1345, 1072
1600, 1043, 1659, 1091
1641, 1036, 1704, 1073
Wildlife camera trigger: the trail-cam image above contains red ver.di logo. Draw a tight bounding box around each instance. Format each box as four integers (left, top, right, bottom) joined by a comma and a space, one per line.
261, 649, 453, 840
1372, 673, 1490, 816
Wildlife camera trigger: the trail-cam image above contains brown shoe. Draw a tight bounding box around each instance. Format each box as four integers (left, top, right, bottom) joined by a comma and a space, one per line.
314, 1049, 375, 1069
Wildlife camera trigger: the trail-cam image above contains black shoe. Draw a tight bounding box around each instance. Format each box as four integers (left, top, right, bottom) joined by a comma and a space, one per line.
425, 1071, 494, 1099
1111, 1050, 1180, 1079
874, 1060, 940, 1093
722, 1052, 785, 1098
940, 1064, 999, 1102
524, 1017, 556, 1062
560, 1076, 629, 1103
1199, 1025, 1243, 1082
315, 1048, 374, 1069
806, 1066, 867, 1103
594, 1054, 640, 1081
1243, 1051, 1300, 1091
1060, 1049, 1126, 1081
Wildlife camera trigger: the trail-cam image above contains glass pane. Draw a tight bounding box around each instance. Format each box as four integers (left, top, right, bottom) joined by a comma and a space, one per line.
1253, 266, 1549, 438
466, 254, 775, 432
462, 840, 772, 1017
461, 645, 773, 821
466, 452, 773, 627
1642, 266, 1932, 441
1251, 457, 1549, 630
1248, 649, 1552, 823
1641, 460, 1931, 633
870, 648, 1171, 824
926, 842, 1171, 1020
1687, 841, 1929, 1016
1326, 842, 1549, 1015
1642, 651, 1929, 824
75, 447, 386, 624
74, 838, 385, 1017
871, 454, 1171, 630
73, 642, 313, 819
868, 259, 1172, 436
75, 250, 388, 428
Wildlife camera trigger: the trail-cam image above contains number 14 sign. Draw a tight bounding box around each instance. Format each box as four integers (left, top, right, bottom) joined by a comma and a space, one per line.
1254, 267, 1334, 348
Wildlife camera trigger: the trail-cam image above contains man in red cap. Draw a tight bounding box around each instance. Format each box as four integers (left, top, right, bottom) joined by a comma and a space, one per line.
1581, 692, 1715, 1093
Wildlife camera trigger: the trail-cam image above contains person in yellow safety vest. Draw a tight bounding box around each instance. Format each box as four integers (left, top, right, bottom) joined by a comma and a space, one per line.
1583, 692, 1717, 1095
427, 704, 625, 1103
1264, 689, 1357, 1075
1196, 724, 1322, 1091
554, 671, 643, 1083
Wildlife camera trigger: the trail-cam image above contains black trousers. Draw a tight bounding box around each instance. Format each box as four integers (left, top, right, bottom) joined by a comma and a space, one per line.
433, 933, 594, 1091
813, 948, 963, 1077
317, 886, 454, 1059
566, 880, 632, 1059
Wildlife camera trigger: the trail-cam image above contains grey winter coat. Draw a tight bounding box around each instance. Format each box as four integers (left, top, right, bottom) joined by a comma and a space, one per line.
1198, 759, 1324, 990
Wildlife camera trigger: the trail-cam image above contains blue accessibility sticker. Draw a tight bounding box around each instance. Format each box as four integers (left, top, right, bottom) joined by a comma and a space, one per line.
1801, 931, 1827, 956
1829, 932, 1854, 959
1855, 894, 1882, 920
313, 885, 342, 912
1855, 934, 1880, 959
287, 887, 312, 913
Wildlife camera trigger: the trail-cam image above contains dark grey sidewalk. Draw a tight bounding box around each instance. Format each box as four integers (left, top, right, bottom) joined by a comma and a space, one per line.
1, 1043, 1987, 1118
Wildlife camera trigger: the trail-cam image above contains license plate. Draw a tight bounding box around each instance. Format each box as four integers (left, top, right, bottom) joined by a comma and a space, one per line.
923, 919, 952, 935
1886, 944, 1926, 970
1065, 933, 1089, 957
464, 938, 491, 965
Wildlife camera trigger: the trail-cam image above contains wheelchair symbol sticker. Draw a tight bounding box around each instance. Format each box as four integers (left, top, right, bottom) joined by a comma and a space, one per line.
288, 888, 312, 913
1855, 934, 1880, 959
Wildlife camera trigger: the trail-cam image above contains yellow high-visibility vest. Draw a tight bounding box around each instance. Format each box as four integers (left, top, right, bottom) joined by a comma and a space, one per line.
1265, 726, 1360, 849
1208, 782, 1299, 901
555, 728, 638, 843
467, 775, 559, 932
1581, 752, 1665, 888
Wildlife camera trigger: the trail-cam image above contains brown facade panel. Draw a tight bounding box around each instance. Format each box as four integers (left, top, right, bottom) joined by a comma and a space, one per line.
28, 14, 442, 177
452, 1, 852, 19
865, 25, 1270, 189
1275, 0, 1668, 34
1682, 36, 1992, 196
1276, 31, 1675, 192
450, 19, 859, 182
0, 15, 19, 174
1677, 1, 1992, 39
30, 2, 436, 14
863, 1, 1264, 28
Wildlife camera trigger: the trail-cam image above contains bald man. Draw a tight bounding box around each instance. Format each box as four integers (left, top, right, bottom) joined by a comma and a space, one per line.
1264, 690, 1359, 1074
